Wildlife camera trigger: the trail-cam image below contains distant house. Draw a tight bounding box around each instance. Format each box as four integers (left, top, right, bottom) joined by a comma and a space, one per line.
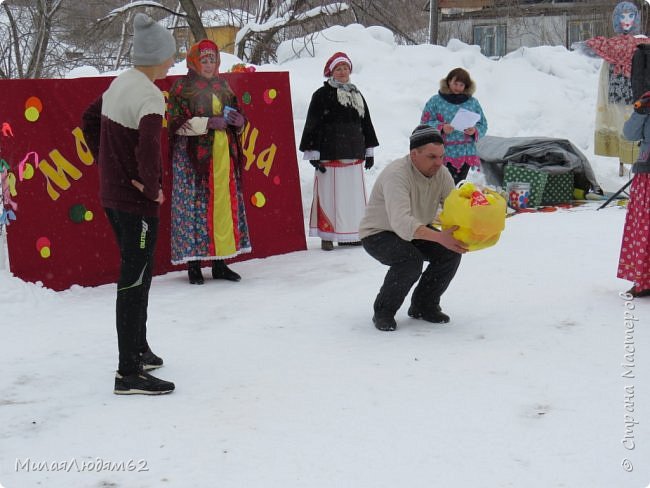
431, 0, 619, 58
162, 8, 253, 56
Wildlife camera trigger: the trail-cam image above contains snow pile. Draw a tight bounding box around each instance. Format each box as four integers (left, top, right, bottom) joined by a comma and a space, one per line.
3, 24, 647, 488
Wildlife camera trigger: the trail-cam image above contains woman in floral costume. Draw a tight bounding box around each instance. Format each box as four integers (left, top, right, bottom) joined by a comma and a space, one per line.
618, 92, 650, 297
168, 39, 250, 284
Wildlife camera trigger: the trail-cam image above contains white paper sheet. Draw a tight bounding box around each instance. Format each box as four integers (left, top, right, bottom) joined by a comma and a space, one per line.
449, 108, 481, 131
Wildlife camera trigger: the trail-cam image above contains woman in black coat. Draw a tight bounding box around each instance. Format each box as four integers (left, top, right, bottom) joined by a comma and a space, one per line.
299, 52, 379, 251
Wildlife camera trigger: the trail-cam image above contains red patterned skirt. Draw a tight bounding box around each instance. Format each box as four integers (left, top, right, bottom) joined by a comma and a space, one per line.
618, 174, 650, 290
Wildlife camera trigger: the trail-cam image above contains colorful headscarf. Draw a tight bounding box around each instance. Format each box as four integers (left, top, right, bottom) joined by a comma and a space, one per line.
612, 1, 640, 35
186, 39, 220, 74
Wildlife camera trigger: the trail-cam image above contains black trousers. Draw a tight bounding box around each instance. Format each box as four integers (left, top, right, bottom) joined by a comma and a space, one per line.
446, 162, 470, 185
362, 231, 461, 318
105, 208, 159, 375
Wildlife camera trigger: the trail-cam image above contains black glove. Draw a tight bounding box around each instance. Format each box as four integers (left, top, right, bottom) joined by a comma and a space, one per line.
364, 156, 374, 170
310, 160, 326, 173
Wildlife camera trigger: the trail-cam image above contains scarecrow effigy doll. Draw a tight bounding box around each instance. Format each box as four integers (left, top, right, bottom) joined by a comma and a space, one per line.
582, 1, 650, 176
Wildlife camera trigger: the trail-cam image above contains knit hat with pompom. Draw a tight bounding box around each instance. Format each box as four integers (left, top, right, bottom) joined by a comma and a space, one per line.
131, 13, 176, 66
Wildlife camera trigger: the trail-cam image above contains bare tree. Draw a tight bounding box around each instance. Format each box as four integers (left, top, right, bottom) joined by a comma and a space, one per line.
0, 0, 64, 79
178, 0, 207, 39
347, 0, 422, 45
0, 0, 397, 79
224, 0, 349, 64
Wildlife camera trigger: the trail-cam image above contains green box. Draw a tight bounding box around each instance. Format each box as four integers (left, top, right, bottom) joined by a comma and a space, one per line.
541, 172, 574, 205
504, 165, 574, 207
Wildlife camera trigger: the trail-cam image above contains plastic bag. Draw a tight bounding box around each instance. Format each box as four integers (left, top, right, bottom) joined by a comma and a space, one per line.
438, 182, 506, 251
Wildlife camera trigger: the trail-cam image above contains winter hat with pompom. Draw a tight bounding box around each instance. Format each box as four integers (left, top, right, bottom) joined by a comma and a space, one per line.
131, 13, 176, 66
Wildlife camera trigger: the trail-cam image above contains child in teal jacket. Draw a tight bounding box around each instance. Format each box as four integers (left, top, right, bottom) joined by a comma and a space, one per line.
420, 67, 488, 183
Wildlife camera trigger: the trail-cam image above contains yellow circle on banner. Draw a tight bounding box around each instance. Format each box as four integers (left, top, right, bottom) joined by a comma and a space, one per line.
84, 210, 94, 221
25, 107, 40, 122
251, 191, 266, 208
268, 88, 277, 99
23, 163, 34, 180
40, 247, 51, 258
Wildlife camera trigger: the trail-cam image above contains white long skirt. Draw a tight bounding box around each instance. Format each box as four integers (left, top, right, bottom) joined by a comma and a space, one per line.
594, 61, 638, 164
309, 159, 367, 242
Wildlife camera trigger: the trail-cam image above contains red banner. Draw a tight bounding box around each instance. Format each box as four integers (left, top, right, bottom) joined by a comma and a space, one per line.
0, 72, 306, 291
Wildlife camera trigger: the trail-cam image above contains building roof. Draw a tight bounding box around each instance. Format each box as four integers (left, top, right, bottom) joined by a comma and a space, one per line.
436, 1, 614, 19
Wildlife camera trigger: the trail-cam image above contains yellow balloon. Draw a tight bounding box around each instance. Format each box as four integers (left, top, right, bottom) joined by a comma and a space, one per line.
40, 247, 51, 258
25, 106, 40, 122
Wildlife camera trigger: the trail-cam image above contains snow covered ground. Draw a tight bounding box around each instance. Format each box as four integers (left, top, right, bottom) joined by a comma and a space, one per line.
2, 24, 649, 488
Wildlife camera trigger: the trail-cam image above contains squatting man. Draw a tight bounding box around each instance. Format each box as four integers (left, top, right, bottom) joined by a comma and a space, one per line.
359, 125, 467, 331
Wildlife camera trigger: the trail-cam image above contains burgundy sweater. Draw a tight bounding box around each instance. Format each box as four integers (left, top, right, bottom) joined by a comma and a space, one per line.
82, 68, 165, 217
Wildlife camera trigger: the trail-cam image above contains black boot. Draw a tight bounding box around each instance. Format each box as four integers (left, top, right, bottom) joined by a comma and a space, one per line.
372, 314, 397, 331
321, 240, 334, 251
188, 261, 204, 285
212, 260, 241, 282
408, 305, 450, 324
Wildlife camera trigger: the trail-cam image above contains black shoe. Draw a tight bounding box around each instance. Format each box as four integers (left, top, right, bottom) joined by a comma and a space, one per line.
212, 260, 241, 282
338, 241, 362, 246
321, 240, 334, 251
408, 306, 450, 324
114, 370, 175, 395
140, 348, 163, 371
372, 314, 397, 331
188, 261, 204, 285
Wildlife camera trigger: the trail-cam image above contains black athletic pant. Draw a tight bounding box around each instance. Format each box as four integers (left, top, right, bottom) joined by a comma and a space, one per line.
446, 162, 470, 185
105, 208, 159, 375
362, 231, 461, 318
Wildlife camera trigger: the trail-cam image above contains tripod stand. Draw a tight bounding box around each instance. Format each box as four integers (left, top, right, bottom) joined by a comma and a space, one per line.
597, 177, 632, 210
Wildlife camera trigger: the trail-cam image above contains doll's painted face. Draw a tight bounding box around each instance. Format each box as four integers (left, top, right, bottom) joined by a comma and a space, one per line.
619, 11, 636, 32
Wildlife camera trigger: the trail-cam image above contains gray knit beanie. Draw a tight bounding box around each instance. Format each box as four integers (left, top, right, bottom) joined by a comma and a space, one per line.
410, 124, 444, 150
131, 13, 176, 66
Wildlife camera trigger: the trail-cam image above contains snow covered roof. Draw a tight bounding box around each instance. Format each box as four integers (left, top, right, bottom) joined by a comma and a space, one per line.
161, 8, 253, 29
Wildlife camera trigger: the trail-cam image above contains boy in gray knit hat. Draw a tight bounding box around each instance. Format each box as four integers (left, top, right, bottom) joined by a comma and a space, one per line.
132, 12, 177, 66
82, 13, 176, 394
359, 125, 467, 331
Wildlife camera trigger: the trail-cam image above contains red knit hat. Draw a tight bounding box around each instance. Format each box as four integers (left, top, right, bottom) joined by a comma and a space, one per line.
323, 52, 352, 77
